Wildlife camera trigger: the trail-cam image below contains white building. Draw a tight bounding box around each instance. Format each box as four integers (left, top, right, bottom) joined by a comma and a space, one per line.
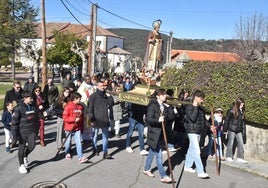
20, 22, 131, 73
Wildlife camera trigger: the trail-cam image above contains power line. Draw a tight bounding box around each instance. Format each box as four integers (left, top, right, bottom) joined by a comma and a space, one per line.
98, 6, 152, 30
59, 0, 90, 31
65, 0, 89, 16
84, 0, 170, 34
60, 0, 170, 34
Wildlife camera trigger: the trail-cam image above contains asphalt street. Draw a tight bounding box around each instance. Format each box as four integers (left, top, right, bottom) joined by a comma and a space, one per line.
0, 117, 267, 188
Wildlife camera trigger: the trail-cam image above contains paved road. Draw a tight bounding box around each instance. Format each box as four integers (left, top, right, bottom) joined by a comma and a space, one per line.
0, 117, 267, 188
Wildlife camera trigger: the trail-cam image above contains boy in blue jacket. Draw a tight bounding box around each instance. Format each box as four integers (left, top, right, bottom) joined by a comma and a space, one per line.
2, 102, 15, 153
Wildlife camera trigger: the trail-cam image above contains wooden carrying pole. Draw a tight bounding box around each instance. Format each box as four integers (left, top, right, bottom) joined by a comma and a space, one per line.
54, 131, 72, 160
211, 110, 220, 175
54, 112, 82, 160
161, 120, 175, 187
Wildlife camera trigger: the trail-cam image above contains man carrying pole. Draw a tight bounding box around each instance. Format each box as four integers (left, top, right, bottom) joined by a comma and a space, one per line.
143, 88, 175, 185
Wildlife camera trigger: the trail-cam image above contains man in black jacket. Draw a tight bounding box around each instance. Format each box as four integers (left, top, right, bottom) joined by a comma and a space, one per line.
183, 90, 212, 179
88, 80, 114, 159
4, 80, 24, 111
11, 92, 39, 174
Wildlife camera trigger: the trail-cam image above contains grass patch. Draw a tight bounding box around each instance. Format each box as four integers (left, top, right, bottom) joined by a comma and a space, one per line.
0, 84, 13, 111
0, 83, 13, 95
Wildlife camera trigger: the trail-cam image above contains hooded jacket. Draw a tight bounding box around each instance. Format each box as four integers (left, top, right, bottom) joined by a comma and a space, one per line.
62, 101, 84, 131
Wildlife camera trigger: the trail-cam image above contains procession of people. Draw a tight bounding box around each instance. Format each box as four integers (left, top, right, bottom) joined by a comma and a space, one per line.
1, 20, 249, 186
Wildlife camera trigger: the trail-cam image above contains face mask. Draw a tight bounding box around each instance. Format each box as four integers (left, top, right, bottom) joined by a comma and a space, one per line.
214, 114, 222, 122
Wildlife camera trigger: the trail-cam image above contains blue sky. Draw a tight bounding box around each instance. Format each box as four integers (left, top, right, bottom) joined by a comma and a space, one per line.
32, 0, 267, 40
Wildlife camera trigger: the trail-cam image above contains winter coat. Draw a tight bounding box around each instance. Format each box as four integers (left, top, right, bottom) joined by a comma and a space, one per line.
184, 105, 210, 134
146, 100, 175, 150
2, 110, 13, 130
4, 88, 24, 110
88, 89, 114, 128
173, 105, 187, 132
33, 93, 49, 119
54, 96, 70, 118
43, 84, 59, 105
223, 109, 244, 133
131, 103, 147, 124
62, 101, 84, 131
110, 95, 122, 121
11, 102, 39, 138
23, 81, 38, 95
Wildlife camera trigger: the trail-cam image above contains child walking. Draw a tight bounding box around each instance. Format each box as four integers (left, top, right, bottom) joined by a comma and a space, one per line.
62, 92, 88, 163
2, 102, 14, 153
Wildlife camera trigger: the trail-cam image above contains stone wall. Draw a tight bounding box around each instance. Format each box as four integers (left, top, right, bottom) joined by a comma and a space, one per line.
244, 124, 268, 161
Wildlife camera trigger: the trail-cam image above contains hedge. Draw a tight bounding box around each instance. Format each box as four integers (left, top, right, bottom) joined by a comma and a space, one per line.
161, 61, 268, 125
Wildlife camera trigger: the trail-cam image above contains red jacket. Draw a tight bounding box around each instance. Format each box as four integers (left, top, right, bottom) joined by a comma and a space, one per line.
62, 101, 84, 131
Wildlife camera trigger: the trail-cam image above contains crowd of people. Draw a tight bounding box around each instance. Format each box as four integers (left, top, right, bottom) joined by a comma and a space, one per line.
1, 71, 248, 184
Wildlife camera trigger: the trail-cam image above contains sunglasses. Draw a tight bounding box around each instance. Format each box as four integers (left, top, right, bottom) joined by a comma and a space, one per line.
15, 86, 21, 89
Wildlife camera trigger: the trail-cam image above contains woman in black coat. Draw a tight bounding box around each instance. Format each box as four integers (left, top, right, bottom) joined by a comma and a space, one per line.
224, 97, 247, 164
143, 89, 175, 183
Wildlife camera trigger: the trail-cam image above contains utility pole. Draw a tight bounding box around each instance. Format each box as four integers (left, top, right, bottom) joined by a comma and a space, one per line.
166, 31, 173, 64
41, 0, 47, 89
88, 4, 97, 75
11, 0, 15, 80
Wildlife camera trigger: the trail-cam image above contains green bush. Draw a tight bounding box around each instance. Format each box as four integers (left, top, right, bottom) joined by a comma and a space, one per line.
15, 62, 22, 69
162, 62, 268, 125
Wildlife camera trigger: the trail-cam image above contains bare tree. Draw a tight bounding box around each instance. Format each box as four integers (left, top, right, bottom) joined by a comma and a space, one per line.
71, 42, 88, 76
235, 12, 268, 63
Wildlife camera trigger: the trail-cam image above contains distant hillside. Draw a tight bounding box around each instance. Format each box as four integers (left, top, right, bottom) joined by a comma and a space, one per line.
107, 28, 237, 59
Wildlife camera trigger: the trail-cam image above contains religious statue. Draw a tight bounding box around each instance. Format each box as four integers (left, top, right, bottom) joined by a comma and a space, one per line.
143, 19, 163, 73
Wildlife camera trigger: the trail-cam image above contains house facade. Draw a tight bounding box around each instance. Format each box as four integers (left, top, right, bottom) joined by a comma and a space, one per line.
20, 22, 131, 74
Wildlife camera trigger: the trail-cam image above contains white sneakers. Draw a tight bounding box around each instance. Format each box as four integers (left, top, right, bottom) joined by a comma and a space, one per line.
184, 167, 209, 179
237, 158, 248, 164
197, 173, 209, 179
226, 157, 248, 164
184, 167, 196, 174
143, 170, 155, 178
19, 164, 27, 174
140, 150, 149, 156
23, 157, 28, 167
19, 157, 29, 174
226, 157, 234, 162
126, 147, 149, 156
126, 147, 134, 153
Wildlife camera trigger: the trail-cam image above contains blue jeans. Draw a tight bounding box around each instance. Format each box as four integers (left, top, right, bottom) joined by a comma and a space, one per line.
126, 118, 145, 151
185, 133, 204, 174
92, 127, 109, 153
64, 130, 83, 159
144, 142, 166, 178
207, 134, 224, 157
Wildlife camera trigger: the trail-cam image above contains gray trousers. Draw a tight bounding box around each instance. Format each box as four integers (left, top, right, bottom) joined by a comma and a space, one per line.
226, 131, 244, 159
56, 117, 64, 149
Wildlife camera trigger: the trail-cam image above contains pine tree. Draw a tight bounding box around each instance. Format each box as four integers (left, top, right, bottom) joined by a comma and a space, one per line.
0, 0, 38, 73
